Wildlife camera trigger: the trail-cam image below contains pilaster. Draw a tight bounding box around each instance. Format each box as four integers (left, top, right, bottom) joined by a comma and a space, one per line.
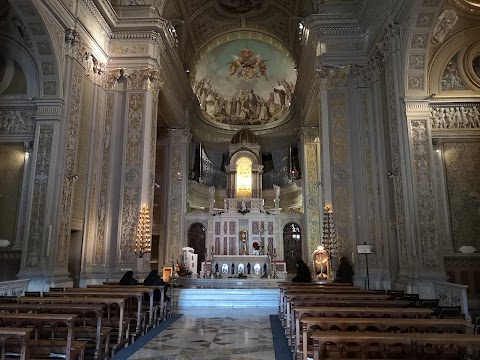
300, 127, 322, 261
165, 128, 192, 263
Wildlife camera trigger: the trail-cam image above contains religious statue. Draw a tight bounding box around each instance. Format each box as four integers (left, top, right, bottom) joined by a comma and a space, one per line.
240, 230, 248, 255
432, 9, 458, 44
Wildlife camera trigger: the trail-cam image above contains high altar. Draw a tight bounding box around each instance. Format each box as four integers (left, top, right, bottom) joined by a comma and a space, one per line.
200, 128, 287, 279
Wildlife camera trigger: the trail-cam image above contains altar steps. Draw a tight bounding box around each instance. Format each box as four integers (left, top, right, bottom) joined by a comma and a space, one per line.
173, 288, 280, 309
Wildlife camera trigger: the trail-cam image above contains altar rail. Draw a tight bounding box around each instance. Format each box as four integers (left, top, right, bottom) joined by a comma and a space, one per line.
433, 280, 470, 321
0, 279, 30, 297
176, 277, 282, 289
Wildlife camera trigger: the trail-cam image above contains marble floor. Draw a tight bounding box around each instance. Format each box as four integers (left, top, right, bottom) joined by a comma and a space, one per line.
126, 307, 286, 360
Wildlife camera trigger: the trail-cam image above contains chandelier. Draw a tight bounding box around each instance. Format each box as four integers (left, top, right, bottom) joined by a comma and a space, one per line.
134, 205, 151, 257
322, 206, 338, 258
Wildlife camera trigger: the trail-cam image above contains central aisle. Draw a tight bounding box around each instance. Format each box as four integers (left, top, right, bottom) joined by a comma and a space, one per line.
126, 307, 284, 360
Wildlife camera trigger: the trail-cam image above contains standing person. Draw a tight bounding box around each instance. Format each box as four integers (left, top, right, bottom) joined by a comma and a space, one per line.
291, 259, 312, 283
119, 270, 138, 285
333, 256, 354, 284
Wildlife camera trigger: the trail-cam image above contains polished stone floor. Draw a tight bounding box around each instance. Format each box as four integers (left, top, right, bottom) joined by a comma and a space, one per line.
127, 307, 281, 360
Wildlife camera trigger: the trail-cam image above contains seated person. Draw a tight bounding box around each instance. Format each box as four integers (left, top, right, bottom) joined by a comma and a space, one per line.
144, 270, 168, 302
291, 259, 312, 283
119, 270, 139, 285
333, 256, 354, 284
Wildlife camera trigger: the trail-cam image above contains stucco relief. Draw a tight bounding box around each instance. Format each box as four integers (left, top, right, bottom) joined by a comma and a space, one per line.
334, 186, 352, 257
25, 125, 53, 268
126, 94, 144, 166
385, 60, 408, 265
95, 94, 113, 265
0, 108, 36, 133
331, 93, 348, 165
149, 98, 158, 213
111, 45, 147, 55
56, 64, 83, 267
430, 105, 480, 129
411, 120, 440, 269
120, 187, 139, 264
167, 206, 181, 262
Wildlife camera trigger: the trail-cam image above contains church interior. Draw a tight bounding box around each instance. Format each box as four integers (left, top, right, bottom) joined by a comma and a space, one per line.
0, 0, 480, 357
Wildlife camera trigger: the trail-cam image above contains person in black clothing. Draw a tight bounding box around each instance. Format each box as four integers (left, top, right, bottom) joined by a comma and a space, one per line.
119, 270, 139, 285
144, 270, 166, 302
291, 258, 312, 283
333, 256, 354, 283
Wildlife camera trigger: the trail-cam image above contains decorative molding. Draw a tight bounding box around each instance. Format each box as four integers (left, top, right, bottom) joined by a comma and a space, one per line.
411, 120, 440, 269
0, 108, 36, 134
385, 60, 408, 265
25, 125, 54, 268
95, 93, 113, 265
56, 64, 83, 267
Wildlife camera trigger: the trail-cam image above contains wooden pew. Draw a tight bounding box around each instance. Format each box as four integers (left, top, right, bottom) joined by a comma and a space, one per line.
85, 284, 166, 325
292, 306, 434, 355
0, 313, 86, 360
300, 317, 474, 360
100, 281, 175, 318
45, 290, 147, 340
285, 296, 408, 334
17, 296, 128, 356
310, 331, 480, 360
280, 292, 391, 327
0, 303, 108, 360
0, 327, 33, 360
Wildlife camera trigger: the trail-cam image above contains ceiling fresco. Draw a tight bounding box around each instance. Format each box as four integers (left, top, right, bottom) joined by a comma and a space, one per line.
192, 38, 297, 126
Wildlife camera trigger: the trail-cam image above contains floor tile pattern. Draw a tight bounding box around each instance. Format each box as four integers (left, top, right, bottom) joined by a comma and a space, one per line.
128, 307, 279, 360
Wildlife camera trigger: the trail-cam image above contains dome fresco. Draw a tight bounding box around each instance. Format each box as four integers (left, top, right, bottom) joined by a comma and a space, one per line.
192, 38, 297, 126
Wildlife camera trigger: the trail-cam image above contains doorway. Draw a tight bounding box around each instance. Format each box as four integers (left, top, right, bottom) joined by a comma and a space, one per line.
187, 223, 206, 272
283, 222, 302, 274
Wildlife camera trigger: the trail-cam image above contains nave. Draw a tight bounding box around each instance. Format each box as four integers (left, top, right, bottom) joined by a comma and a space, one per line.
114, 307, 289, 360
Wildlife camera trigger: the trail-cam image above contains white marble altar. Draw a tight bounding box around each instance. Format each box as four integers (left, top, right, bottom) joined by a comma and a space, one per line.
211, 255, 269, 275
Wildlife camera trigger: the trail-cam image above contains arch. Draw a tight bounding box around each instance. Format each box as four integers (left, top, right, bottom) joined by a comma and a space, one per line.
427, 26, 480, 96
187, 222, 206, 272
282, 221, 302, 274
403, 0, 445, 98
4, 0, 62, 100
0, 35, 39, 98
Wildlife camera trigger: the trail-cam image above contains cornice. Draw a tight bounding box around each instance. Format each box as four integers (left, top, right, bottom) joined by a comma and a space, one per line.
80, 0, 111, 34
91, 0, 119, 28
316, 25, 365, 37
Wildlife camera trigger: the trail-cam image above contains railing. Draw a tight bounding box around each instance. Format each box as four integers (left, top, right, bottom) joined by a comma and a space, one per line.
433, 281, 470, 321
0, 279, 30, 297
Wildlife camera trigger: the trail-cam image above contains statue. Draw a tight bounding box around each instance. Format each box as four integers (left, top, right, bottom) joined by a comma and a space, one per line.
273, 184, 280, 198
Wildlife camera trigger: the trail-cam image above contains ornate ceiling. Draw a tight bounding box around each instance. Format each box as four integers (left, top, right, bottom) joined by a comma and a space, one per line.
162, 0, 314, 70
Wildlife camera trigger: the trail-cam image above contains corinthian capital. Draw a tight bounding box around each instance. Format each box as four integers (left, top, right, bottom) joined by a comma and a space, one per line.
127, 68, 163, 93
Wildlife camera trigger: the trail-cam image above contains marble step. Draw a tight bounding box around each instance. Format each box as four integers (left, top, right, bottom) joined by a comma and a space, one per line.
173, 288, 280, 308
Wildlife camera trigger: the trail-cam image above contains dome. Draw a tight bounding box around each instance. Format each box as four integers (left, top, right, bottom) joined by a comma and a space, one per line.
231, 127, 258, 144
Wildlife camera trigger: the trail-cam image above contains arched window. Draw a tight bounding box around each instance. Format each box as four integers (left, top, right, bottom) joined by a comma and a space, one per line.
187, 223, 206, 272
283, 222, 302, 273
235, 156, 252, 198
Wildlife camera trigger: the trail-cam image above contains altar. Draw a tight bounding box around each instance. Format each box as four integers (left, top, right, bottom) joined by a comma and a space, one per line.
211, 255, 269, 275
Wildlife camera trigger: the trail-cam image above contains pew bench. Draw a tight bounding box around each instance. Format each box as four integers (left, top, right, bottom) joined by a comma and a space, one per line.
0, 327, 33, 360
0, 303, 108, 360
310, 331, 480, 360
46, 290, 147, 340
17, 296, 129, 356
291, 306, 433, 353
0, 313, 86, 360
299, 317, 474, 360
